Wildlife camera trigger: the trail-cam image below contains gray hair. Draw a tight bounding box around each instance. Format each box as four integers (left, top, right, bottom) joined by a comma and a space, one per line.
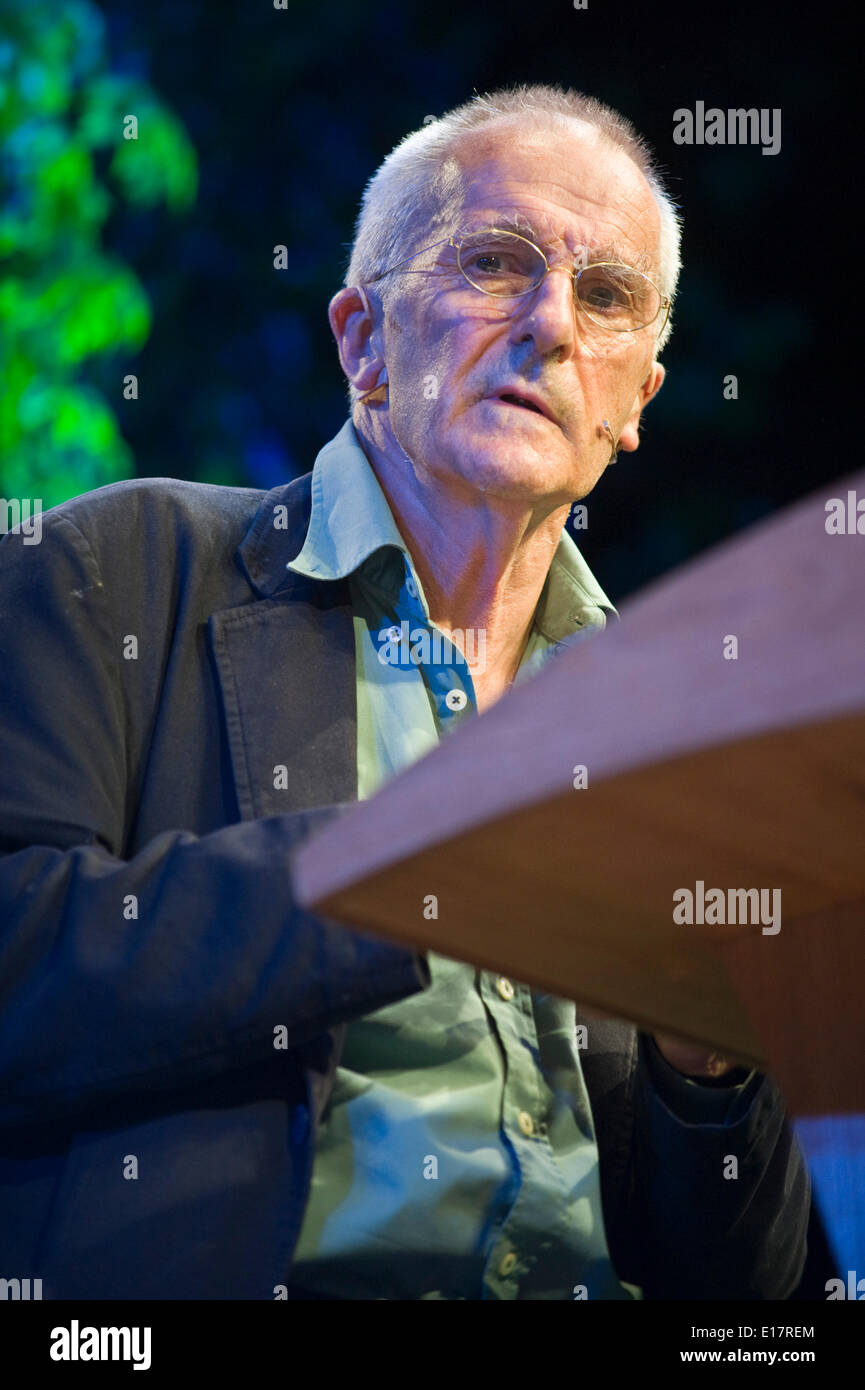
343, 83, 682, 407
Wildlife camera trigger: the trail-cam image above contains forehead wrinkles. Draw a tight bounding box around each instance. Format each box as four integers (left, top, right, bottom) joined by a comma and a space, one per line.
456, 132, 660, 270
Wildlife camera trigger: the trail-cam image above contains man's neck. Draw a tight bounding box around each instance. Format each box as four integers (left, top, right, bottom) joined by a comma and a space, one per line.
355, 418, 570, 709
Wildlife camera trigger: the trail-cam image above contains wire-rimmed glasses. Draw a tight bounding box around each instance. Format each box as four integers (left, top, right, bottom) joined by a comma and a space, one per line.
364, 226, 671, 335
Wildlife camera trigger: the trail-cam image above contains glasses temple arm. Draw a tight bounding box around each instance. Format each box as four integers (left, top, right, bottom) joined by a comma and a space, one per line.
362, 236, 455, 285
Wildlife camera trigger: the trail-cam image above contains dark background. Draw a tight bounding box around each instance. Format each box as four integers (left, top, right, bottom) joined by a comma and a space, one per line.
90, 0, 851, 605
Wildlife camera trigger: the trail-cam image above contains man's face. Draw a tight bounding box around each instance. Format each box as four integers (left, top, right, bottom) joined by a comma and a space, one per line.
371, 120, 666, 507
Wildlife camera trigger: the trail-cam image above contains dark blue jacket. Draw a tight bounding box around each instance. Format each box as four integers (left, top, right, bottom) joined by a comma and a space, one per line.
0, 469, 809, 1299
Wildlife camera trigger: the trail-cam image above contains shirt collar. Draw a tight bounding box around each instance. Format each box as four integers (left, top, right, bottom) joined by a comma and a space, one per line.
287, 417, 618, 637
287, 418, 407, 580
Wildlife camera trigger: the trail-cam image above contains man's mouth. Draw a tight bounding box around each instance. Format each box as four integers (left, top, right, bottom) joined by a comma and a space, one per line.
490, 390, 555, 423
498, 393, 544, 414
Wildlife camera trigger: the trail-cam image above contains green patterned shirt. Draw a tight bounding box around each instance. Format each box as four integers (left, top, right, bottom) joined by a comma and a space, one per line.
288, 417, 641, 1300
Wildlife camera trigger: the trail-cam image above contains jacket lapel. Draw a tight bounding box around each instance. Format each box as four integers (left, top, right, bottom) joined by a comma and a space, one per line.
208, 471, 358, 819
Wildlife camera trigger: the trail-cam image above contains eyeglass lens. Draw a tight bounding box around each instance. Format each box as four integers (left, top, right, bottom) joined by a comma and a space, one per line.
456, 231, 661, 330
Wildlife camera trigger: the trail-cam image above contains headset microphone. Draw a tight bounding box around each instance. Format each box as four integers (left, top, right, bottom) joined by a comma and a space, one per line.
601, 419, 619, 464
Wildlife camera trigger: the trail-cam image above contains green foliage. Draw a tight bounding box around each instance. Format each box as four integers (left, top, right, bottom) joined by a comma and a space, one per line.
0, 0, 197, 508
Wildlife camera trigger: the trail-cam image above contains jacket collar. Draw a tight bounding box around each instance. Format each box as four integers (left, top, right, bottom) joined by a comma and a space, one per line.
235, 470, 318, 600
211, 457, 358, 819
234, 419, 390, 599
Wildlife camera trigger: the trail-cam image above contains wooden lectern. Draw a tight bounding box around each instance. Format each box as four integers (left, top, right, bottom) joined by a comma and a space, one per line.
292, 470, 865, 1280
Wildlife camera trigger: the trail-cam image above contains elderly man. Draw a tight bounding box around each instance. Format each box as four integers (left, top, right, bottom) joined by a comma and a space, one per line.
0, 84, 808, 1301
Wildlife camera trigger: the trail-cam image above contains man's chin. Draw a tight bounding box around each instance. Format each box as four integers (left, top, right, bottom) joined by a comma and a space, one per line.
444, 430, 578, 493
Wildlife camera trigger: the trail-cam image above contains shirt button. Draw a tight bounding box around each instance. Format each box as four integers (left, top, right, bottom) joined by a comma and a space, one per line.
517, 1110, 535, 1137
497, 977, 515, 1001
385, 624, 402, 642
498, 1251, 517, 1277
405, 575, 418, 599
445, 689, 467, 712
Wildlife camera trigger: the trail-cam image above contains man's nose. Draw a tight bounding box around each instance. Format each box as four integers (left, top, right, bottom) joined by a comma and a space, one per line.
510, 265, 579, 359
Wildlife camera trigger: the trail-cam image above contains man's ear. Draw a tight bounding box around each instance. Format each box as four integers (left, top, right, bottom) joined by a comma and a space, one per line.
617, 360, 666, 453
328, 286, 386, 397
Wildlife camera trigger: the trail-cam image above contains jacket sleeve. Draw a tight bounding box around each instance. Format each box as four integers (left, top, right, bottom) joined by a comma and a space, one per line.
0, 511, 430, 1131
630, 1032, 810, 1299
